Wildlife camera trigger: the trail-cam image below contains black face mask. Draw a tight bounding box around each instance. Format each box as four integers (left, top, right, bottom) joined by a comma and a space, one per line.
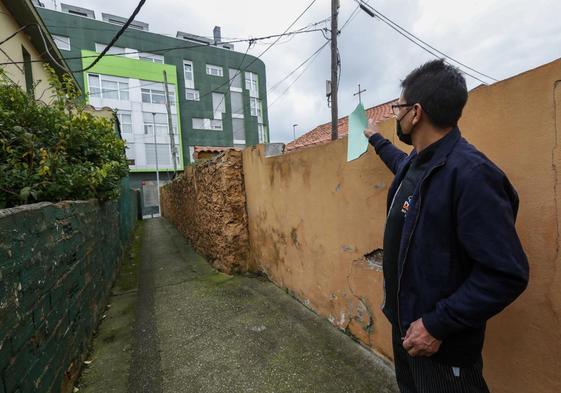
396, 108, 414, 145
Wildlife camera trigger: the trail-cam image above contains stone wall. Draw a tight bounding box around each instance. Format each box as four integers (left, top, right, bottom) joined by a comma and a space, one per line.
0, 190, 138, 393
160, 151, 250, 274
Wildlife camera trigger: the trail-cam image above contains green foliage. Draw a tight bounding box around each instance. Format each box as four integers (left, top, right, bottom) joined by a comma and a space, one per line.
0, 66, 128, 208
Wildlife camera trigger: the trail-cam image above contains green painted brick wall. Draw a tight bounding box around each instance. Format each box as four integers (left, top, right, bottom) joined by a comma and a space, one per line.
37, 8, 270, 165
0, 184, 139, 393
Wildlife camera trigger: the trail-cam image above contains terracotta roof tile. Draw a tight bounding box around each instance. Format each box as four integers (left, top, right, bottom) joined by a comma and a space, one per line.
286, 99, 397, 152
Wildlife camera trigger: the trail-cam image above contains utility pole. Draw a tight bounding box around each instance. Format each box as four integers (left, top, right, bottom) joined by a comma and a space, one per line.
163, 70, 178, 176
353, 83, 367, 104
330, 0, 339, 141
152, 112, 161, 217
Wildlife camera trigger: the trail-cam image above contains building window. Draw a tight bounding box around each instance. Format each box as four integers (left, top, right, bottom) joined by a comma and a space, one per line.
206, 64, 223, 77
212, 93, 226, 120
211, 120, 223, 130
183, 60, 194, 89
185, 88, 200, 101
141, 82, 175, 106
88, 74, 101, 97
143, 112, 176, 135
53, 35, 71, 51
139, 52, 164, 63
117, 110, 133, 134
229, 68, 242, 90
245, 72, 259, 98
192, 118, 222, 131
125, 142, 136, 162
61, 4, 95, 18
145, 143, 171, 166
192, 118, 206, 129
258, 124, 268, 143
250, 98, 260, 117
230, 91, 244, 117
95, 43, 126, 56
22, 47, 33, 94
87, 74, 129, 101
232, 118, 245, 143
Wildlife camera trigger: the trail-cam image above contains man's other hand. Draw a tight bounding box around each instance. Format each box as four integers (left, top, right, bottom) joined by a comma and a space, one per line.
364, 118, 380, 139
402, 318, 442, 357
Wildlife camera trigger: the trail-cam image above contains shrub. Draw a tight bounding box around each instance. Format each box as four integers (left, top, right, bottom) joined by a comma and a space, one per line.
0, 67, 128, 208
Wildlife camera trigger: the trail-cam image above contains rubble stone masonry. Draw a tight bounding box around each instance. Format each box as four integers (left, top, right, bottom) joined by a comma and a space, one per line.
160, 151, 251, 274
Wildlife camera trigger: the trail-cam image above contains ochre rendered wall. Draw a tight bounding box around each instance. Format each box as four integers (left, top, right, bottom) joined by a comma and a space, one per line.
243, 59, 561, 393
243, 129, 397, 360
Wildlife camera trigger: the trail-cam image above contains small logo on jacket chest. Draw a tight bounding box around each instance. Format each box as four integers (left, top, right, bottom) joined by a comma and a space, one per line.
401, 195, 413, 215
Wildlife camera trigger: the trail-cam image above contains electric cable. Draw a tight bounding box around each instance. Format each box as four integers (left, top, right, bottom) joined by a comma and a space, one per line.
0, 28, 325, 67
356, 0, 497, 84
268, 41, 329, 109
78, 0, 147, 73
197, 0, 319, 101
267, 3, 359, 108
268, 41, 329, 93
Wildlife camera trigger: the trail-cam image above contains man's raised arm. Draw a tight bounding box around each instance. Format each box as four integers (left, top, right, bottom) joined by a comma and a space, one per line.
364, 119, 407, 175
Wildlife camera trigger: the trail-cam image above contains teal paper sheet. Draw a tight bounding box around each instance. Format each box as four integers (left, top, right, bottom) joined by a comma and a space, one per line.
347, 103, 368, 162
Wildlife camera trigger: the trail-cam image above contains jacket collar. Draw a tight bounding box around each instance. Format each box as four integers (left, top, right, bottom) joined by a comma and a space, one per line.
408, 126, 462, 166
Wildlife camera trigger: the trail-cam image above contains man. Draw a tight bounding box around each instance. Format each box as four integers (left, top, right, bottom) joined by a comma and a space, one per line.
363, 59, 528, 392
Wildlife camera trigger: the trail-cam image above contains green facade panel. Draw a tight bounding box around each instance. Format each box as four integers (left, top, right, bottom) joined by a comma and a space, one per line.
80, 49, 184, 170
37, 7, 269, 166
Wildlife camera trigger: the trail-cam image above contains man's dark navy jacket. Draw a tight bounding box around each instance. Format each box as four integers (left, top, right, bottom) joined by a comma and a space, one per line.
369, 127, 529, 366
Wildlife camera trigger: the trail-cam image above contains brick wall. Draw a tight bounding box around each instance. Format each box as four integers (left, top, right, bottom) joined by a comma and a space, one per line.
0, 190, 138, 392
161, 151, 250, 274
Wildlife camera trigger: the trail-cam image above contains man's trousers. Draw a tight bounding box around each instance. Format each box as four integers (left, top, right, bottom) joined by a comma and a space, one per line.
392, 327, 491, 393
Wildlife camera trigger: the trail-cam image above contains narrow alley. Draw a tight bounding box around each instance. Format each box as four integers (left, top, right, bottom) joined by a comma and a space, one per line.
78, 218, 398, 393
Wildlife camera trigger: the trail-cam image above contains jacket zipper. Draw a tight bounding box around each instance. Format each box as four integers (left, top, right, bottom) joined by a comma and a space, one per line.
396, 161, 445, 336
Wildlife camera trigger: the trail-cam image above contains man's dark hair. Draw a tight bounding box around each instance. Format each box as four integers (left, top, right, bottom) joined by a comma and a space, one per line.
401, 59, 468, 128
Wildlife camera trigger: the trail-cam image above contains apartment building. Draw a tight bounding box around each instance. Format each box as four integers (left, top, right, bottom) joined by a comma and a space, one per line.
36, 3, 269, 214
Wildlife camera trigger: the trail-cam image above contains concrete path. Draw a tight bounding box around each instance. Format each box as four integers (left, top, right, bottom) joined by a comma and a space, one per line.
81, 218, 398, 393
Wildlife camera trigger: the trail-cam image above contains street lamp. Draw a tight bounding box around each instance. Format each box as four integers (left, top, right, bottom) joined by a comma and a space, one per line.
152, 112, 161, 217
292, 123, 298, 141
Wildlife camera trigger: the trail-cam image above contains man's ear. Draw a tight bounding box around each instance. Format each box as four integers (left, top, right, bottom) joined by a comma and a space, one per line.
412, 103, 423, 125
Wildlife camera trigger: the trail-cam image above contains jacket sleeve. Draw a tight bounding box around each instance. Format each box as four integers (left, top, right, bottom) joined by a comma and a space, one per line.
368, 133, 408, 175
422, 162, 529, 340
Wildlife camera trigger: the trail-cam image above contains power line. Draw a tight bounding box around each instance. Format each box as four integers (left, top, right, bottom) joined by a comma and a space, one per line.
211, 42, 253, 116
76, 0, 146, 73
267, 4, 359, 108
340, 5, 360, 31
336, 5, 360, 92
0, 24, 32, 46
45, 16, 332, 44
0, 1, 147, 74
0, 28, 324, 67
197, 0, 319, 102
268, 41, 329, 109
268, 40, 329, 93
356, 0, 497, 84
0, 25, 327, 106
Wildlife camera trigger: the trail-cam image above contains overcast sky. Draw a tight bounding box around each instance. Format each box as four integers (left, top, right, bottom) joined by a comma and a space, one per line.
43, 0, 561, 143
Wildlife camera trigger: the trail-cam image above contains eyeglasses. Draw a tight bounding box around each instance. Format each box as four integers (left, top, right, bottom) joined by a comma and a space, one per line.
391, 104, 413, 116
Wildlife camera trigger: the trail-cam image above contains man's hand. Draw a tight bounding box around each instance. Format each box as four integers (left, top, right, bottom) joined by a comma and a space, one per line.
364, 118, 380, 139
402, 318, 442, 357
